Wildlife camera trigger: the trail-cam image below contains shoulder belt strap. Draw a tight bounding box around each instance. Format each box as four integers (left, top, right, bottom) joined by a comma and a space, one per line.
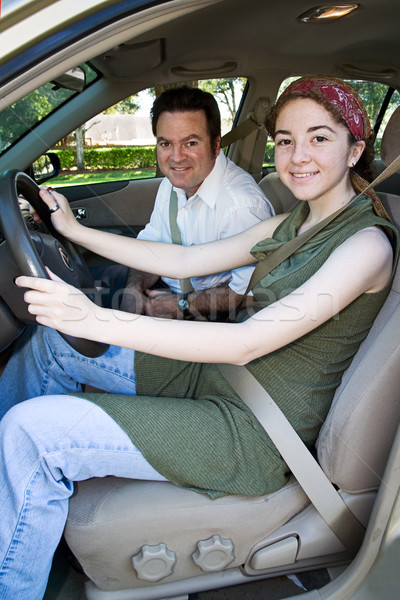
221, 116, 260, 147
169, 188, 194, 295
221, 98, 270, 148
217, 363, 365, 556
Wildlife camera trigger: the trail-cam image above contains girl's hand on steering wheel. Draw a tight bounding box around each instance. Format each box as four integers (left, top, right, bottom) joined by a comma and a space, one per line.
15, 269, 105, 340
39, 187, 81, 240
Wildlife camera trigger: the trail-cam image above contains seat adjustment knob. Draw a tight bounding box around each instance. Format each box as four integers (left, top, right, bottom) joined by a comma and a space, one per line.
132, 543, 176, 582
192, 534, 235, 572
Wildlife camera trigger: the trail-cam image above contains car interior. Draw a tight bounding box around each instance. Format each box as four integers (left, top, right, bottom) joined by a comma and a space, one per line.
1, 1, 400, 599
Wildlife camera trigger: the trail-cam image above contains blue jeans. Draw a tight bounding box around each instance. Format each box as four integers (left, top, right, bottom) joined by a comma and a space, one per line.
0, 394, 167, 599
0, 325, 137, 419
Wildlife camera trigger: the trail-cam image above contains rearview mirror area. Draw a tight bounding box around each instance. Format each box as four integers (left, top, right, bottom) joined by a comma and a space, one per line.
51, 66, 86, 93
30, 152, 61, 183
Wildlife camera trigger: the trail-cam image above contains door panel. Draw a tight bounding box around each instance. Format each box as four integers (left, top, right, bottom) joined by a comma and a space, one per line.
55, 177, 162, 266
57, 177, 160, 230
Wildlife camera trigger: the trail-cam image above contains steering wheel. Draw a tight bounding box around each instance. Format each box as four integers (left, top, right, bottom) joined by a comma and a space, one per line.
0, 169, 109, 357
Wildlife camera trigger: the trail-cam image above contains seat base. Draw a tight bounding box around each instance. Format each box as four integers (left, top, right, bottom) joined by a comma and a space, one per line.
65, 476, 375, 598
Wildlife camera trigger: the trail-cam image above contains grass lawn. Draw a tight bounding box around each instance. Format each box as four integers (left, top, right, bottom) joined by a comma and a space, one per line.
51, 168, 156, 187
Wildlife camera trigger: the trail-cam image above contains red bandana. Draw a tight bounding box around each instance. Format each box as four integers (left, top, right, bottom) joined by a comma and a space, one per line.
280, 76, 371, 141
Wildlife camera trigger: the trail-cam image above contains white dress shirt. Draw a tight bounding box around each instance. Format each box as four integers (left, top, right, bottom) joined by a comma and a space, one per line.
138, 151, 274, 295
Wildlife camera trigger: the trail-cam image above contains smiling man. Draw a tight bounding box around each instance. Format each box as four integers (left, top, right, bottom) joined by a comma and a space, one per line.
109, 86, 274, 320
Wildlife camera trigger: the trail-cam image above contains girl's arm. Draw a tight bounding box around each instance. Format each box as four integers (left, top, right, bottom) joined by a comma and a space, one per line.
17, 226, 393, 365
40, 188, 284, 279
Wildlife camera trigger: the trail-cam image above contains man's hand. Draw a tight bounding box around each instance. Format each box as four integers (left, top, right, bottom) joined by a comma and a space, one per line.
120, 286, 185, 319
146, 285, 246, 321
119, 270, 246, 321
119, 269, 160, 314
145, 289, 184, 319
120, 287, 150, 314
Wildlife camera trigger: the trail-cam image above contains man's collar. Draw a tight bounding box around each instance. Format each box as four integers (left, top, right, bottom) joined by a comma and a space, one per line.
174, 150, 226, 208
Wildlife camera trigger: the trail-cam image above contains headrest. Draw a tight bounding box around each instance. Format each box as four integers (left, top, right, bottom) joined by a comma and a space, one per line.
380, 106, 400, 166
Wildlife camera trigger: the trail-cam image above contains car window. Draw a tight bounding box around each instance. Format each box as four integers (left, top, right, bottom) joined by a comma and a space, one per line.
0, 63, 100, 155
263, 78, 400, 169
41, 78, 247, 188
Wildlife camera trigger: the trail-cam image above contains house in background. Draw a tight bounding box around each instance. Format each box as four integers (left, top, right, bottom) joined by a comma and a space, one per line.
84, 114, 232, 146
84, 115, 155, 146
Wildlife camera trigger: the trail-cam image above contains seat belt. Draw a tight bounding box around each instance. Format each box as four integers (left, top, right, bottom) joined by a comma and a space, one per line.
221, 97, 270, 149
169, 188, 194, 295
218, 154, 400, 554
217, 363, 365, 556
221, 116, 260, 148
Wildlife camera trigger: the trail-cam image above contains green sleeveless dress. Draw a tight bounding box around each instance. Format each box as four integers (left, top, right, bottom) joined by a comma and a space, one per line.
87, 197, 398, 498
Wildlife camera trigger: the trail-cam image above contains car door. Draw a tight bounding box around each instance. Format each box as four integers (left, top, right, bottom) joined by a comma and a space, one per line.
51, 177, 161, 268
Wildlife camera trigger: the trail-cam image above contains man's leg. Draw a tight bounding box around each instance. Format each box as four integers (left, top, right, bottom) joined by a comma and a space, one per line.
0, 394, 167, 600
0, 325, 136, 419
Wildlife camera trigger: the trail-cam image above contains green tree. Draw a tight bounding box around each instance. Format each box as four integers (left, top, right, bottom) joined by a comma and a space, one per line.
153, 81, 198, 98
145, 79, 245, 126
103, 95, 140, 115
199, 78, 247, 124
348, 81, 400, 141
0, 86, 62, 152
349, 81, 389, 125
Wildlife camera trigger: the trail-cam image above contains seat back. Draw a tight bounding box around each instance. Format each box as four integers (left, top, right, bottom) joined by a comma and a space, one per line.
258, 171, 298, 214
317, 192, 400, 492
317, 103, 400, 491
373, 106, 400, 195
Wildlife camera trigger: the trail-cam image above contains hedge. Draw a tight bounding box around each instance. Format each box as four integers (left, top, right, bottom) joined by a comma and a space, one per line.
53, 146, 156, 171
53, 142, 277, 171
264, 140, 275, 165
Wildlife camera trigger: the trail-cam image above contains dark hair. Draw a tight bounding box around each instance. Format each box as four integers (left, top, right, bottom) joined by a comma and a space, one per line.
265, 90, 374, 181
151, 86, 221, 154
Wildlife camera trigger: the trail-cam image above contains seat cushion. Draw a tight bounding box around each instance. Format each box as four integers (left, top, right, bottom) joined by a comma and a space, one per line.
65, 476, 308, 591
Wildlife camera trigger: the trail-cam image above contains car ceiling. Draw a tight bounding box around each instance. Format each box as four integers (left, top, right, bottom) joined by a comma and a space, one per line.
89, 0, 400, 91
1, 0, 400, 173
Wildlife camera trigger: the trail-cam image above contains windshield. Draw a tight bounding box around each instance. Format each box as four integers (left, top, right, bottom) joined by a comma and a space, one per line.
0, 62, 100, 155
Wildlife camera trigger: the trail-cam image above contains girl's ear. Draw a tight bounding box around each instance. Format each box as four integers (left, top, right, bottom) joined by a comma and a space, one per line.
349, 140, 366, 168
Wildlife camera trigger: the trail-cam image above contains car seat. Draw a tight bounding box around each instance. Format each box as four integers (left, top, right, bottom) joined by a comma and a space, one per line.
373, 104, 400, 196
258, 171, 298, 214
64, 112, 400, 600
